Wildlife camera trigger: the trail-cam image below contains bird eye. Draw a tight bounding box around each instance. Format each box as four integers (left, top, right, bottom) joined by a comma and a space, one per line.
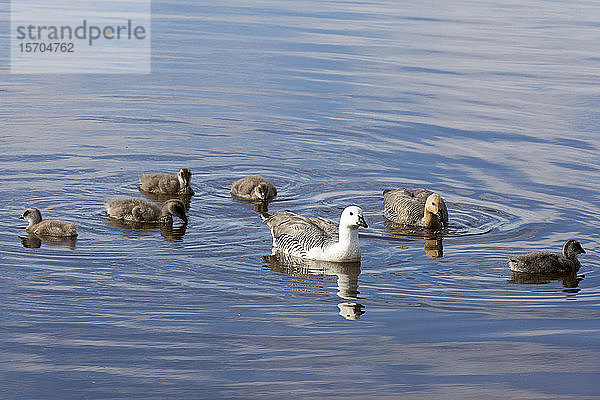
349, 212, 353, 216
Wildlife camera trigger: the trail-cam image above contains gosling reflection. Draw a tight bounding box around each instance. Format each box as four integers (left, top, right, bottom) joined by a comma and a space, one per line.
20, 233, 77, 250
509, 271, 584, 291
231, 198, 271, 214
262, 253, 365, 320
384, 219, 444, 259
138, 192, 193, 211
105, 218, 187, 242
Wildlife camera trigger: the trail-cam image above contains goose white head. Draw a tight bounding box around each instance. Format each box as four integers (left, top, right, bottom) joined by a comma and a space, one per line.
339, 206, 368, 229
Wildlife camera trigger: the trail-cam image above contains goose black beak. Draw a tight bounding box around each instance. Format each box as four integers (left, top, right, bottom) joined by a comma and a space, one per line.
358, 215, 368, 228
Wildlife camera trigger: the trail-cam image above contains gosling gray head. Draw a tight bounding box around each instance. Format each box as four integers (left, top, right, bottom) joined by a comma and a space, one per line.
563, 239, 585, 258
178, 168, 192, 189
19, 207, 42, 226
254, 182, 270, 201
161, 199, 188, 224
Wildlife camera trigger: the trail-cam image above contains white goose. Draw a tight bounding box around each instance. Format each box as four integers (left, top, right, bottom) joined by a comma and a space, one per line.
262, 206, 368, 262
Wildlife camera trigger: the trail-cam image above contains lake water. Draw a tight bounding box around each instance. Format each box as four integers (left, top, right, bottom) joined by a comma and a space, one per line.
2, 0, 600, 398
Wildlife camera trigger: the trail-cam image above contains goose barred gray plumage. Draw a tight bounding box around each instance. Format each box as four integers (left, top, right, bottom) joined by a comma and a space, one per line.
383, 188, 448, 229
19, 207, 77, 237
262, 206, 368, 262
508, 239, 585, 274
106, 198, 188, 224
139, 168, 194, 195
231, 175, 277, 201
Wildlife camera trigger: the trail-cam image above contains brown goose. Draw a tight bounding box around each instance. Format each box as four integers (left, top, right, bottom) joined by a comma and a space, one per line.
383, 188, 448, 229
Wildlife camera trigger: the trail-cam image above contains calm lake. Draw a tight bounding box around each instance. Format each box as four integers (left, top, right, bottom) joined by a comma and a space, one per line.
2, 0, 600, 398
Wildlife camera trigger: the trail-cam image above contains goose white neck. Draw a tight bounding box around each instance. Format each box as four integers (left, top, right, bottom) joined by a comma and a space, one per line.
326, 225, 360, 261
338, 224, 359, 243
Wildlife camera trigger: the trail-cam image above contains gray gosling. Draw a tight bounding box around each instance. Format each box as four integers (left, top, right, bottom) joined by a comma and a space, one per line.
139, 168, 194, 195
106, 198, 188, 224
383, 188, 448, 229
231, 175, 277, 202
508, 239, 585, 274
262, 206, 368, 262
19, 207, 77, 237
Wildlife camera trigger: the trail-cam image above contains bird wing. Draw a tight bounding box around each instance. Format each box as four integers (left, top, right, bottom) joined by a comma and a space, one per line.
33, 220, 77, 237
264, 211, 336, 258
383, 188, 430, 224
139, 173, 180, 193
106, 198, 160, 221
508, 252, 566, 273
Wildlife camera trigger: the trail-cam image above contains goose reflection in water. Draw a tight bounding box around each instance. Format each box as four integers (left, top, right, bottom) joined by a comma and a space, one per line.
104, 218, 187, 243
384, 219, 444, 259
20, 233, 77, 250
337, 302, 365, 320
508, 271, 584, 292
262, 252, 365, 320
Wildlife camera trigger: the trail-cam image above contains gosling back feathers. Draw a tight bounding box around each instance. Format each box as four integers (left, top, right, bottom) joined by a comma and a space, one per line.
231, 175, 277, 202
106, 198, 188, 224
508, 239, 585, 274
139, 168, 194, 195
19, 207, 77, 237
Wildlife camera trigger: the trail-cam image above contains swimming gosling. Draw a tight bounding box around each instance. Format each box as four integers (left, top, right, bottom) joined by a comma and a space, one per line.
139, 168, 194, 195
106, 198, 188, 224
508, 239, 585, 274
19, 207, 77, 237
231, 175, 277, 202
383, 188, 448, 229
